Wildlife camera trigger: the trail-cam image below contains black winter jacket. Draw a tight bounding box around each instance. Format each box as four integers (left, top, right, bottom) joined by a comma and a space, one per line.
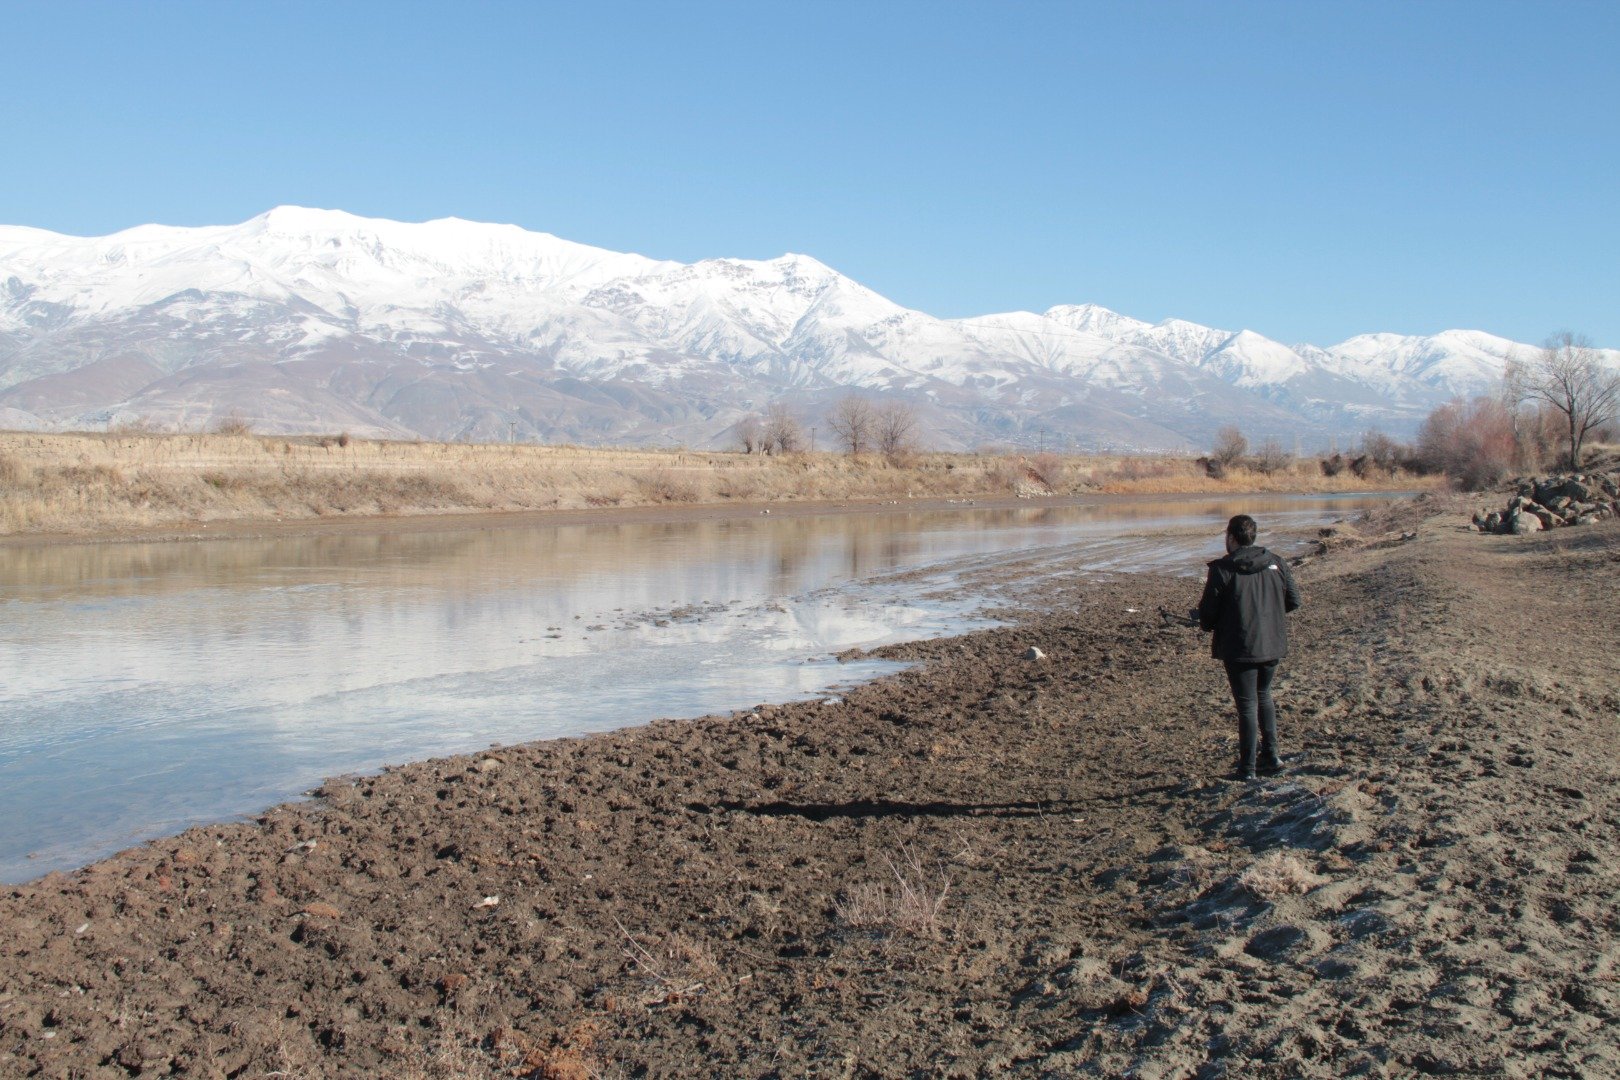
1197, 545, 1301, 663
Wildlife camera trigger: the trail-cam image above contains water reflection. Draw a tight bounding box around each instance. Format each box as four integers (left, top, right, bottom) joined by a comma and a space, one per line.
0, 494, 1394, 880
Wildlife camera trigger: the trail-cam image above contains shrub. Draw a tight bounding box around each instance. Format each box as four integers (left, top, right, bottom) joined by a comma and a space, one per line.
1107, 456, 1177, 483
213, 413, 253, 436
1251, 439, 1291, 475
1358, 430, 1406, 472
199, 470, 241, 491
1211, 425, 1247, 467
108, 415, 160, 434
1028, 451, 1066, 489
1416, 397, 1519, 490
633, 469, 701, 503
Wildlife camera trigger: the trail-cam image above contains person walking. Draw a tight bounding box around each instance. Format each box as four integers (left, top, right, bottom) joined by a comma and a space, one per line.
1197, 514, 1301, 780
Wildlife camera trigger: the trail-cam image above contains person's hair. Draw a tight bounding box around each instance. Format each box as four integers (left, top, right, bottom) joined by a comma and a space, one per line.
1227, 514, 1258, 546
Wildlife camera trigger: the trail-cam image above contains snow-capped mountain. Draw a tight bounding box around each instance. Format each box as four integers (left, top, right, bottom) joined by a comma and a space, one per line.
0, 207, 1603, 450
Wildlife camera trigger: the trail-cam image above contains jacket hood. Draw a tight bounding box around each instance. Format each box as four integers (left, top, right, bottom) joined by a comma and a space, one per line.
1224, 546, 1279, 574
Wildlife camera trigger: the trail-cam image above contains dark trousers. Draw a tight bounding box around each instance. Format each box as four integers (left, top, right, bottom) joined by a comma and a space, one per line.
1224, 660, 1279, 770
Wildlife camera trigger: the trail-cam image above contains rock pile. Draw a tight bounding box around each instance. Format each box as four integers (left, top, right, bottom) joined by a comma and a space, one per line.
1471, 473, 1620, 535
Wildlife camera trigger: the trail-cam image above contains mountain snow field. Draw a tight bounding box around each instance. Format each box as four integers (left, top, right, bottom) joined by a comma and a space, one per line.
2, 207, 1610, 450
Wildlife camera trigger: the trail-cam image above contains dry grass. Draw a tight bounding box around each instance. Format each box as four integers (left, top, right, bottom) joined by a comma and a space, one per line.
612, 917, 723, 1007
0, 431, 1433, 536
1081, 455, 1431, 496
835, 846, 953, 937
1237, 850, 1326, 901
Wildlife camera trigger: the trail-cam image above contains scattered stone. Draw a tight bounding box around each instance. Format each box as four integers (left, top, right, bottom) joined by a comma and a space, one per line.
1479, 473, 1620, 534
301, 902, 341, 920
1024, 647, 1045, 661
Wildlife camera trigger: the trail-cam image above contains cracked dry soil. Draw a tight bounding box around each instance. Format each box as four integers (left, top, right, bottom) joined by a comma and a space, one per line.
2, 503, 1618, 1078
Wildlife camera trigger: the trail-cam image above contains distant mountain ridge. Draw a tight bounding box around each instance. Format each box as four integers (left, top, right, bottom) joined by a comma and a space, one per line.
1, 207, 1607, 450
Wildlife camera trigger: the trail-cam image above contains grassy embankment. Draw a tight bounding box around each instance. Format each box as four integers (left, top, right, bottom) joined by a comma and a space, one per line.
0, 430, 1430, 537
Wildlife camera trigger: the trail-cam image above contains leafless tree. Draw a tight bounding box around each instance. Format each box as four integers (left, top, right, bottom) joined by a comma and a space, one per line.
762, 403, 803, 454
1252, 438, 1291, 475
1211, 425, 1248, 467
874, 401, 919, 457
1498, 352, 1530, 407
827, 394, 876, 454
1358, 430, 1404, 472
735, 416, 763, 454
1416, 396, 1518, 489
1522, 332, 1620, 469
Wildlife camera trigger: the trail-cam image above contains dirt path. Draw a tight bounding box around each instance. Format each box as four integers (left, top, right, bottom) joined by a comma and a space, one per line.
1, 505, 1616, 1078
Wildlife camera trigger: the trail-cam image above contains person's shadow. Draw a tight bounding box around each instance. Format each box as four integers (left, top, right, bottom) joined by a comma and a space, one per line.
692, 782, 1185, 822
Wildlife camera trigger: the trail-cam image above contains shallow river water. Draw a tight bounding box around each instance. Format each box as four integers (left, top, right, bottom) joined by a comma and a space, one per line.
0, 494, 1396, 881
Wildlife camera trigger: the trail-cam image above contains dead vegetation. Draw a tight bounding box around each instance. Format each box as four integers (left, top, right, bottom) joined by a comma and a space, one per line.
834, 845, 953, 937
1237, 850, 1326, 901
0, 430, 1429, 536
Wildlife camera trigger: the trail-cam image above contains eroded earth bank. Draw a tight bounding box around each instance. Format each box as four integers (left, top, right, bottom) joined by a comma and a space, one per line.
2, 502, 1617, 1078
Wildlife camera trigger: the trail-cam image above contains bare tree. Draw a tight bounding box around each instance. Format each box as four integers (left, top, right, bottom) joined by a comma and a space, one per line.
1252, 438, 1291, 475
1498, 351, 1530, 408
827, 394, 876, 454
761, 403, 803, 454
1416, 396, 1518, 489
1522, 332, 1620, 469
735, 416, 763, 454
1358, 430, 1404, 472
1211, 425, 1248, 467
874, 401, 919, 457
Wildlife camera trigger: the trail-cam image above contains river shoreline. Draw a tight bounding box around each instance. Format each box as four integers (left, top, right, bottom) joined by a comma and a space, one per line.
0, 489, 1415, 550
0, 429, 1430, 542
2, 504, 1615, 1077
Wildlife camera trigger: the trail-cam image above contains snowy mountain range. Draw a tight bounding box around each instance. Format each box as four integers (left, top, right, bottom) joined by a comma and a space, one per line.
0, 207, 1603, 451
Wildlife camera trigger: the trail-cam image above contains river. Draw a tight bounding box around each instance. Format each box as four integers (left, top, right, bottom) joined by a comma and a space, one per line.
0, 494, 1395, 881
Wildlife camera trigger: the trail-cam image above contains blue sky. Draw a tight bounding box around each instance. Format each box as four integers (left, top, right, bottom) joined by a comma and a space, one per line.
4, 0, 1617, 347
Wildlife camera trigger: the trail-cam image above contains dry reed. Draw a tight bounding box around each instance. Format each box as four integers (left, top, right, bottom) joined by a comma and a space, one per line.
0, 431, 1431, 537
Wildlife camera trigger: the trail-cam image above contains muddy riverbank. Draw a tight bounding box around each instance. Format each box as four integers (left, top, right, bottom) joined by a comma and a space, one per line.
2, 501, 1616, 1077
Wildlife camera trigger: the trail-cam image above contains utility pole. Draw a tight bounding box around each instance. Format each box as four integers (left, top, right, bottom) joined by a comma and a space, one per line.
508, 420, 517, 445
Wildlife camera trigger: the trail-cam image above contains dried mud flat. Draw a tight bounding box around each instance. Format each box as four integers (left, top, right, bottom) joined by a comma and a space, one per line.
2, 503, 1618, 1078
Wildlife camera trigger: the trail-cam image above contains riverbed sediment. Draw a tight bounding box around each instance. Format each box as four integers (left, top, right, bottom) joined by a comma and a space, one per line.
1, 502, 1616, 1077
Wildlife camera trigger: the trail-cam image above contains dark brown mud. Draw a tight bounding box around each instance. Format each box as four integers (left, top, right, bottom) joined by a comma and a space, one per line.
2, 505, 1616, 1078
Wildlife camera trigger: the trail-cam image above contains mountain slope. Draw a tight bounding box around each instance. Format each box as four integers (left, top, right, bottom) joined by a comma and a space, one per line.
2, 208, 1609, 450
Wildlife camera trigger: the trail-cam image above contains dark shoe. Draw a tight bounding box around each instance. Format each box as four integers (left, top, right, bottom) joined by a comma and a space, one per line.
1258, 752, 1283, 775
1230, 768, 1258, 783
